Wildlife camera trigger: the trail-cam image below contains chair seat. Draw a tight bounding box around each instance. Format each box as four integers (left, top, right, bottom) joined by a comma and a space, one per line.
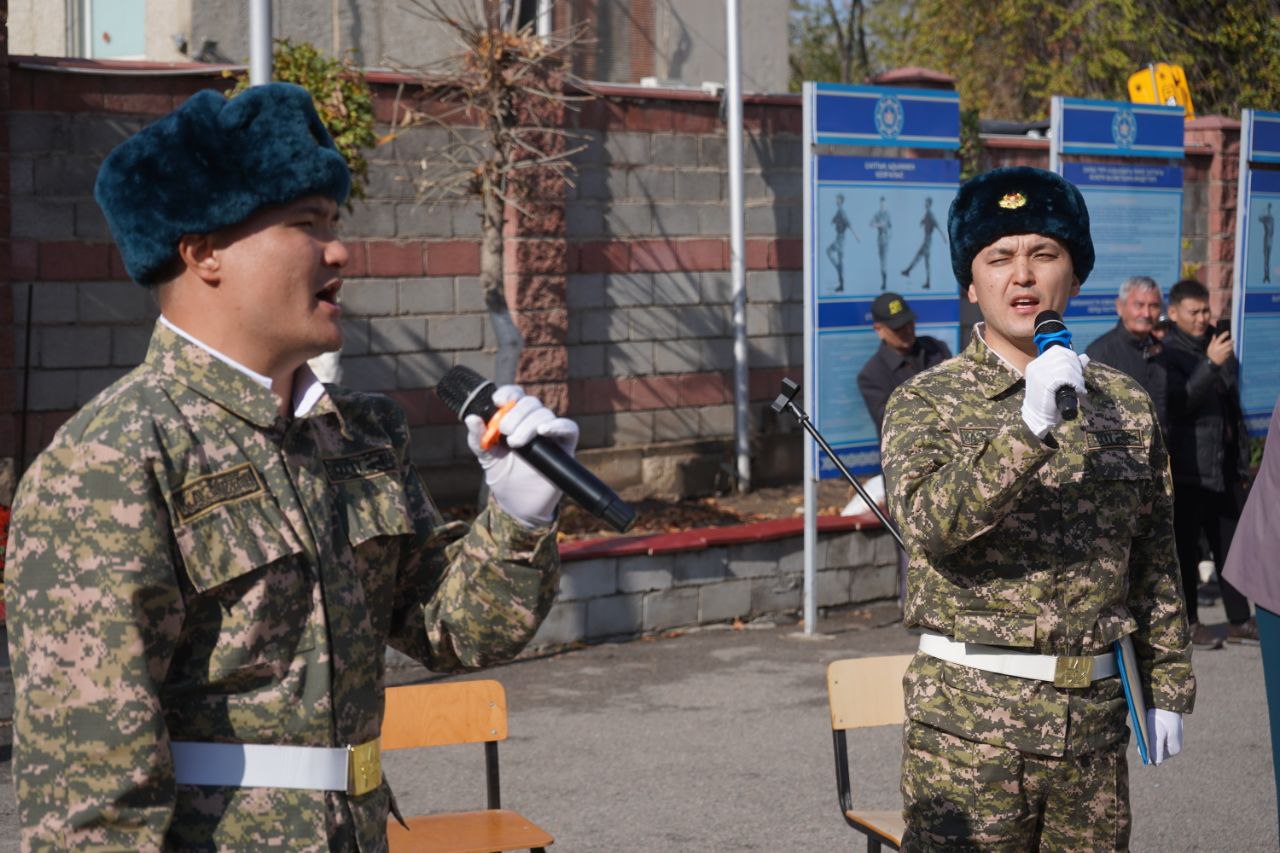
387, 809, 554, 853
845, 809, 905, 847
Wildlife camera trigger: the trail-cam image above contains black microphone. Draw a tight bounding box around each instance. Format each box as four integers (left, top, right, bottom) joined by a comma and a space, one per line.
436, 366, 637, 533
1032, 310, 1078, 421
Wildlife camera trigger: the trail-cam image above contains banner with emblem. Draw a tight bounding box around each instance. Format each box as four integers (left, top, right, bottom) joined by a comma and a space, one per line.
1059, 162, 1184, 352
1053, 97, 1185, 159
812, 83, 961, 150
1049, 96, 1186, 353
805, 151, 960, 477
1232, 111, 1280, 435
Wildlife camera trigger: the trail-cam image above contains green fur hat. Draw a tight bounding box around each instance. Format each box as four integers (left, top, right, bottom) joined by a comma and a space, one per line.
94, 82, 350, 285
947, 166, 1094, 289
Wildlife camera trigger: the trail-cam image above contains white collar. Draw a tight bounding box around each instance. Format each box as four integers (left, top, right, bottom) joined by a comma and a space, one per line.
972, 322, 1024, 376
159, 315, 327, 418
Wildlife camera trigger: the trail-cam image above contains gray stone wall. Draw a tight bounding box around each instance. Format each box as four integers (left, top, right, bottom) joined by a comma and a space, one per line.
529, 528, 900, 647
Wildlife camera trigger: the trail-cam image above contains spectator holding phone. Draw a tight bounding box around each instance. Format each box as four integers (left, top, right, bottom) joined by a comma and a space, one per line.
1164, 278, 1257, 647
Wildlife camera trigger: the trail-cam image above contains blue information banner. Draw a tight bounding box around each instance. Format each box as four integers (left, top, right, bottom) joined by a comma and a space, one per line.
810, 155, 960, 476
814, 83, 960, 150
1237, 169, 1280, 433
1251, 111, 1280, 164
1059, 98, 1184, 159
1060, 162, 1184, 351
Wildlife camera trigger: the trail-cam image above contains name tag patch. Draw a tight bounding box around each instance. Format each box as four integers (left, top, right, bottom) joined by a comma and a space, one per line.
174, 463, 264, 523
959, 427, 997, 446
323, 448, 398, 483
1086, 429, 1143, 449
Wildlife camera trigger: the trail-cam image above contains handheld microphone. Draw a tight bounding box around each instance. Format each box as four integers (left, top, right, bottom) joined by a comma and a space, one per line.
1032, 310, 1078, 421
436, 366, 637, 533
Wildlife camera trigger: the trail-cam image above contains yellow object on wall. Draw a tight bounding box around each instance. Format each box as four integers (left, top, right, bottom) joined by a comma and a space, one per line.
1128, 63, 1196, 119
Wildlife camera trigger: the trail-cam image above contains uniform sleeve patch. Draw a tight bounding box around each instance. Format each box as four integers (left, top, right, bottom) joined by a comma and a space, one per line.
958, 427, 997, 446
1085, 429, 1144, 449
174, 463, 265, 523
323, 447, 398, 483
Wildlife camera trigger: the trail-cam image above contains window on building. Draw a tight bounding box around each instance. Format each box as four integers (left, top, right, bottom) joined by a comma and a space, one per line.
80, 0, 146, 60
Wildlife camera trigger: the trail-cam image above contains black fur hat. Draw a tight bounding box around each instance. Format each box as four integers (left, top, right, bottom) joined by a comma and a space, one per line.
947, 166, 1094, 289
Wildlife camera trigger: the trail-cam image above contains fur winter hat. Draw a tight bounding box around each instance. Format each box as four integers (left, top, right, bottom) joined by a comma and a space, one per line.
947, 166, 1094, 289
94, 82, 350, 285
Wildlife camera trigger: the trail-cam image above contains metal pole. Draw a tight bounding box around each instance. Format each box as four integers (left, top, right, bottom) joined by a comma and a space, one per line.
1049, 95, 1063, 175
536, 0, 553, 37
249, 0, 272, 86
726, 0, 750, 493
1233, 110, 1253, 363
801, 83, 817, 635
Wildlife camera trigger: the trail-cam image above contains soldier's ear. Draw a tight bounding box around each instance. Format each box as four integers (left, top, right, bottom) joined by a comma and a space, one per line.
1070, 276, 1081, 298
176, 234, 221, 285
966, 283, 978, 304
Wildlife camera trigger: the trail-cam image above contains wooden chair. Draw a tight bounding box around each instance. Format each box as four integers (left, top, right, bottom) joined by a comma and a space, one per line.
381, 679, 554, 853
825, 655, 913, 852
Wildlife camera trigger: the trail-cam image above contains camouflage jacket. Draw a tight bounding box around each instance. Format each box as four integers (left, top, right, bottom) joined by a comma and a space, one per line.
5, 323, 561, 851
881, 330, 1194, 758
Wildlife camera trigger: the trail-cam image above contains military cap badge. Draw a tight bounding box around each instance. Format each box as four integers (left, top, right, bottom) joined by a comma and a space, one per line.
998, 192, 1027, 210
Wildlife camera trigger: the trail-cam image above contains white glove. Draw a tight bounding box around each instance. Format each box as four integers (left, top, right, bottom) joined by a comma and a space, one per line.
465, 384, 579, 527
1021, 348, 1089, 439
1146, 707, 1184, 765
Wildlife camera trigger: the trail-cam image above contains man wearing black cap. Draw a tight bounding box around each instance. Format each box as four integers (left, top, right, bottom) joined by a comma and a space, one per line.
5, 84, 574, 849
881, 167, 1193, 849
857, 292, 951, 438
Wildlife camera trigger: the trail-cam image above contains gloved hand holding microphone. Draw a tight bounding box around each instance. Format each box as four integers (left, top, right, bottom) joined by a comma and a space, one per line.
437, 366, 636, 532
464, 384, 578, 527
1022, 311, 1090, 439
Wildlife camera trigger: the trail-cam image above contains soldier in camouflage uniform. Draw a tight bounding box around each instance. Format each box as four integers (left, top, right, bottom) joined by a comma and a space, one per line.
6, 84, 572, 850
881, 167, 1194, 850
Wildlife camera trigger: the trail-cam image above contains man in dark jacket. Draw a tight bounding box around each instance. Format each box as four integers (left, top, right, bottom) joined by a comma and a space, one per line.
1086, 275, 1167, 433
857, 292, 951, 437
1164, 278, 1256, 647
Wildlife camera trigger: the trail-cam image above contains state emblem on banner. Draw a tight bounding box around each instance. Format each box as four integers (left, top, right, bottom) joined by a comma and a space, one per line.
874, 95, 904, 140
1112, 109, 1138, 149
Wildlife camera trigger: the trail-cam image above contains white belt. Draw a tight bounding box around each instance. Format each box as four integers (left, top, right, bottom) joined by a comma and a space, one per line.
918, 631, 1117, 686
171, 739, 382, 796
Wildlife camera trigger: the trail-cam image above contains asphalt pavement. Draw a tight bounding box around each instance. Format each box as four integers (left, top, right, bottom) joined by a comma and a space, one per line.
0, 598, 1271, 851
380, 598, 1275, 852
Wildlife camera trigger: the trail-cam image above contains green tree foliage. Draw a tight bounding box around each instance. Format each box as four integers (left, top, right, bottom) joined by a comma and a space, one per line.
869, 1, 1147, 121
792, 1, 1280, 120
227, 39, 377, 201
788, 1, 871, 92
1149, 2, 1280, 117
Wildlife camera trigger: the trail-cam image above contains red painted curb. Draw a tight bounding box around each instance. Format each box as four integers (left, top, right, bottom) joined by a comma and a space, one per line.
558, 511, 886, 562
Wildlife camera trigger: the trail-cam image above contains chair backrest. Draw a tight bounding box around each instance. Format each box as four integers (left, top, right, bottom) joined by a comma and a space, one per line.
826, 655, 913, 731
382, 679, 509, 751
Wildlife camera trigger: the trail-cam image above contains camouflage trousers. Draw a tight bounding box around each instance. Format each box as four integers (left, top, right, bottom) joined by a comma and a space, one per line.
900, 719, 1131, 852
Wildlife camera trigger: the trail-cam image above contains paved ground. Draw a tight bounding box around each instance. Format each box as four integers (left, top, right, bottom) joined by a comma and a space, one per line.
0, 598, 1271, 850
379, 598, 1274, 851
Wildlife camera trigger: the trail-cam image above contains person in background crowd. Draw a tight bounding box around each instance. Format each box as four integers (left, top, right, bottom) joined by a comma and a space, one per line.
857, 291, 952, 439
1086, 275, 1168, 433
1163, 277, 1257, 648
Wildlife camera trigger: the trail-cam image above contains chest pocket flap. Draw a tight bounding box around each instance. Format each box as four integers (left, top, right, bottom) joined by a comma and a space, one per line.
326, 448, 415, 547
1086, 445, 1150, 481
173, 485, 303, 592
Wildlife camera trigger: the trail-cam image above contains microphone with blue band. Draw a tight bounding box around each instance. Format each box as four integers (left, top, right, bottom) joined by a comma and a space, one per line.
1032, 310, 1079, 421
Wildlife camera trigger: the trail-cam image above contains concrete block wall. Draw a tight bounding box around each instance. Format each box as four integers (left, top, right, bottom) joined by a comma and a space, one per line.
0, 61, 1244, 497
528, 526, 899, 647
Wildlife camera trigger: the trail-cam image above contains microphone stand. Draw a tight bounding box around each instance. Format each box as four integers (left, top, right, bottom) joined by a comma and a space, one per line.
771, 378, 905, 553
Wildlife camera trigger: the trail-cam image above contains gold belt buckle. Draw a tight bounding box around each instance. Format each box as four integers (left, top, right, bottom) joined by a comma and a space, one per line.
347, 737, 382, 797
1053, 655, 1093, 689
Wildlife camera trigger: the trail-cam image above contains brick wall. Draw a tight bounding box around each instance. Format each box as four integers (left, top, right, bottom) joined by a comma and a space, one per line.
0, 59, 1243, 503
